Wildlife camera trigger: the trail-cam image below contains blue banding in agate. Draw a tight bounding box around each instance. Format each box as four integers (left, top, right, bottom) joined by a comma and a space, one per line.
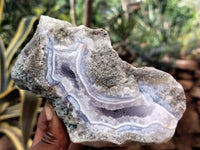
66, 94, 142, 132
46, 37, 60, 85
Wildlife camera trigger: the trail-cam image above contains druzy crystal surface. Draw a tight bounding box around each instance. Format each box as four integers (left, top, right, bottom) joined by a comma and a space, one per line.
11, 16, 186, 147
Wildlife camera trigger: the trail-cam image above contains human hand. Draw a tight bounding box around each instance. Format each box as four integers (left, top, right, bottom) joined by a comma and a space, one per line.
30, 102, 128, 150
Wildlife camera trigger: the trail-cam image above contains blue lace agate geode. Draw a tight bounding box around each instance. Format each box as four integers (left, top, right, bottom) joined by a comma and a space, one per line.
11, 16, 186, 147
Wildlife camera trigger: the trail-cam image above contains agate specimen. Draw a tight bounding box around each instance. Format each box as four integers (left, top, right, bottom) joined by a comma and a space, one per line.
11, 16, 186, 147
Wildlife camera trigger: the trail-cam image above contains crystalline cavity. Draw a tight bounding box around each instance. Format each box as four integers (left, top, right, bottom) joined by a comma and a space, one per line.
11, 16, 186, 147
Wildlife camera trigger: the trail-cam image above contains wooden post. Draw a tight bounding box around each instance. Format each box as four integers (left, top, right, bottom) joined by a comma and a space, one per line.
84, 0, 93, 27
70, 0, 77, 26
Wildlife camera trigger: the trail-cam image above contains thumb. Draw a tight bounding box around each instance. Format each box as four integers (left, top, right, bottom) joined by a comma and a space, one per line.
44, 102, 69, 143
31, 102, 70, 150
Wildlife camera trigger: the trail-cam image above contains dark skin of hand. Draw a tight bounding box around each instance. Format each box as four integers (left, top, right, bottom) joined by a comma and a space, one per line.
30, 102, 128, 150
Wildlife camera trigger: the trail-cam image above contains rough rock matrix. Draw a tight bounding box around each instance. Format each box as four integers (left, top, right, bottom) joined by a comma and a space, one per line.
11, 16, 186, 147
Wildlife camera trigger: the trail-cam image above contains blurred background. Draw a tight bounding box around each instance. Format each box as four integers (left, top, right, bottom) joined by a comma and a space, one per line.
0, 0, 200, 150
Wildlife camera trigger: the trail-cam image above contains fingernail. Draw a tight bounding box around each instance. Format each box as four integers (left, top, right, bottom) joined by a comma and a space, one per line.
45, 103, 53, 121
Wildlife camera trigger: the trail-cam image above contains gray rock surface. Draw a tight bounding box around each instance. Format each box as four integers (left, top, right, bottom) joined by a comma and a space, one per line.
11, 16, 186, 147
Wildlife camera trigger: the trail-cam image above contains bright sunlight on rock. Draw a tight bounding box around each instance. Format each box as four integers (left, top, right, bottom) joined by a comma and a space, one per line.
11, 16, 186, 147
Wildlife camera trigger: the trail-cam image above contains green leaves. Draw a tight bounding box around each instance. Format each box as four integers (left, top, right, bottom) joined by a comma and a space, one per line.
0, 87, 20, 104
20, 90, 42, 145
0, 87, 42, 150
0, 16, 37, 94
0, 88, 22, 149
0, 0, 3, 23
5, 16, 37, 70
0, 4, 41, 149
0, 37, 6, 92
0, 88, 20, 121
0, 123, 24, 150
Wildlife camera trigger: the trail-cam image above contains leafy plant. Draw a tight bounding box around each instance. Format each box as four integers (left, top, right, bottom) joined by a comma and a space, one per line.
104, 7, 137, 63
1, 0, 70, 47
125, 0, 196, 70
0, 1, 42, 149
178, 0, 200, 56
